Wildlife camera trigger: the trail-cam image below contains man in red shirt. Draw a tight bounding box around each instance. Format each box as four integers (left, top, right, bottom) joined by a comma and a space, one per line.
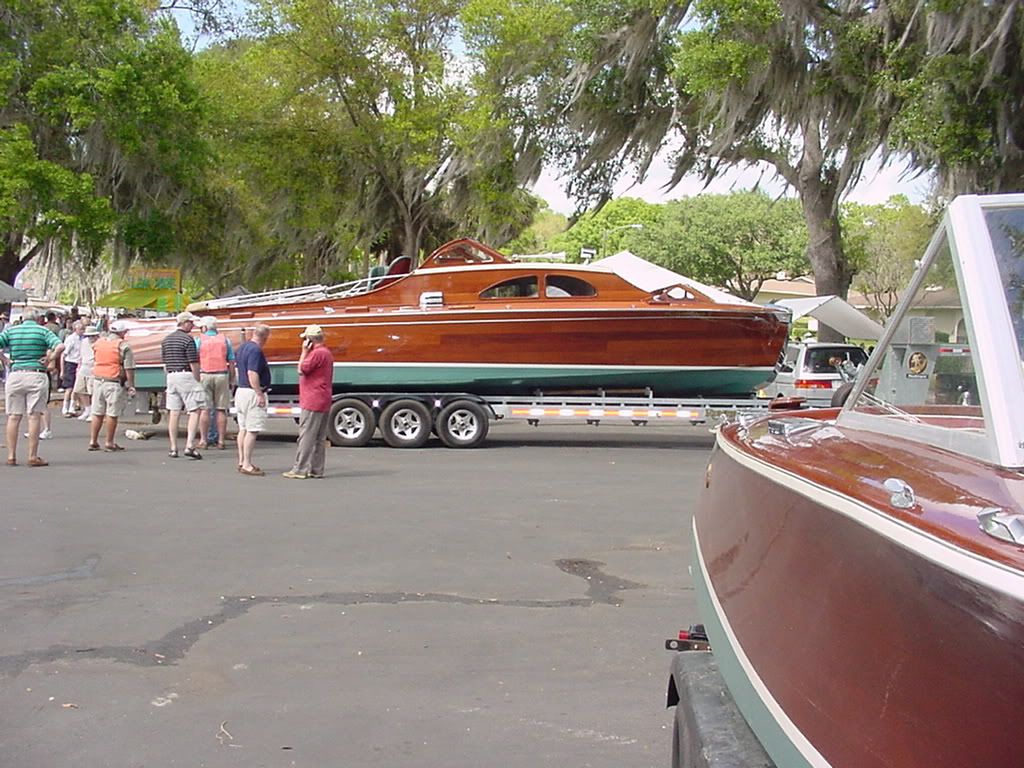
283, 324, 335, 479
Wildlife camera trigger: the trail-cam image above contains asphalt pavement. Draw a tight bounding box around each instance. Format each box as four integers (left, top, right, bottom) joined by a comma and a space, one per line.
0, 415, 714, 768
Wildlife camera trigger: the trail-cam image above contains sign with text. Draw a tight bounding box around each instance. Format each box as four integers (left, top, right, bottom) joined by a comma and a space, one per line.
127, 267, 180, 292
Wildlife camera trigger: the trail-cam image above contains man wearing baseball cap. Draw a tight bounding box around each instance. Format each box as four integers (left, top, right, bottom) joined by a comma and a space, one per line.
283, 324, 334, 479
160, 311, 206, 459
88, 320, 136, 452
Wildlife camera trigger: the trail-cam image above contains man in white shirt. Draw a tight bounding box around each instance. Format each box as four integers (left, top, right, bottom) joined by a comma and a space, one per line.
61, 321, 85, 416
74, 326, 100, 420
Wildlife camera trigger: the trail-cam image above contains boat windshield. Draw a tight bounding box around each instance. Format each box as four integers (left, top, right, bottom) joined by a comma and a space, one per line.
839, 196, 1024, 467
982, 206, 1024, 365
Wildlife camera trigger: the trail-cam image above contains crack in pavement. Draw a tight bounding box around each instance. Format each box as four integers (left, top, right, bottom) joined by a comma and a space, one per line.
0, 558, 643, 678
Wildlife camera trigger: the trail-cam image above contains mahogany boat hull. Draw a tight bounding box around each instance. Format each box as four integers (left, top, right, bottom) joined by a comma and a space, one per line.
123, 306, 787, 396
694, 414, 1024, 768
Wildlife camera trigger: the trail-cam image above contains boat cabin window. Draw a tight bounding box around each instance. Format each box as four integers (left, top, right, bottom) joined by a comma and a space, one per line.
434, 243, 495, 265
480, 276, 538, 299
844, 233, 988, 455
544, 275, 597, 298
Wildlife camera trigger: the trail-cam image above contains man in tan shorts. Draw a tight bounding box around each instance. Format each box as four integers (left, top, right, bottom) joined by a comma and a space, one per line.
196, 316, 236, 449
234, 325, 271, 476
0, 309, 64, 466
88, 321, 136, 452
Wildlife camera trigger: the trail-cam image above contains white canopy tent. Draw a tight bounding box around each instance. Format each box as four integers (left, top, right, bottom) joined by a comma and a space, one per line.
593, 251, 754, 306
774, 295, 885, 340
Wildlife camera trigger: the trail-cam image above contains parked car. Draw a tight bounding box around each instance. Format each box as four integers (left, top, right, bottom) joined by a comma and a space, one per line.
759, 342, 869, 405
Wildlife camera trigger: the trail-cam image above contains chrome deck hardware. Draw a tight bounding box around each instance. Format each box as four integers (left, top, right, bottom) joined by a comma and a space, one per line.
977, 508, 1024, 545
883, 478, 916, 509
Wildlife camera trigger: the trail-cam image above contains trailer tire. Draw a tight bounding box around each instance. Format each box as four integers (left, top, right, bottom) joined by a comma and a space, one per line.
328, 398, 376, 447
436, 400, 489, 448
831, 382, 855, 408
380, 399, 432, 448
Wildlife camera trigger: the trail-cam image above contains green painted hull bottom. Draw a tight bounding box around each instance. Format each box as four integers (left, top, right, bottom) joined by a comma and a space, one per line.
692, 521, 813, 768
133, 364, 771, 397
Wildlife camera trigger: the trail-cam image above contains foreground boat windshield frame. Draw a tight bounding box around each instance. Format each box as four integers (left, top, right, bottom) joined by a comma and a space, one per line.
838, 193, 1024, 469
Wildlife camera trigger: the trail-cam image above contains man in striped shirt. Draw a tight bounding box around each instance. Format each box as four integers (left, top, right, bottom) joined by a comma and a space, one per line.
0, 309, 64, 466
161, 311, 207, 459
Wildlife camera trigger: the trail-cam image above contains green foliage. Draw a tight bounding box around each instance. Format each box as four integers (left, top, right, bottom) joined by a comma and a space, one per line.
844, 195, 935, 317
624, 191, 807, 300
0, 125, 116, 251
546, 197, 661, 260
502, 201, 569, 255
1, 0, 211, 285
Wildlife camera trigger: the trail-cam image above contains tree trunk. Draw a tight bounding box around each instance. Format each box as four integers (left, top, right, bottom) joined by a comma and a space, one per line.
1, 235, 24, 288
397, 216, 422, 267
799, 184, 853, 343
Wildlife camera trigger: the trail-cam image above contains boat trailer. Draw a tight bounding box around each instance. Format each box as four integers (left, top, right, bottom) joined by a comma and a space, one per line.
666, 626, 776, 768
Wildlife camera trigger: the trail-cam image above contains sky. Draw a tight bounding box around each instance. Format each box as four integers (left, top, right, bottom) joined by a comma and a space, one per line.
531, 151, 934, 216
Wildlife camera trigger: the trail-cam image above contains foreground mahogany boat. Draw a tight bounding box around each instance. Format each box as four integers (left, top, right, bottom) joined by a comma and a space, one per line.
120, 239, 789, 396
689, 194, 1024, 767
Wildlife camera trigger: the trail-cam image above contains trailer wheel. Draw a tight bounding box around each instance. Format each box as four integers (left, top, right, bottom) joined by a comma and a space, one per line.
328, 398, 376, 447
379, 399, 432, 448
436, 400, 489, 448
831, 382, 855, 408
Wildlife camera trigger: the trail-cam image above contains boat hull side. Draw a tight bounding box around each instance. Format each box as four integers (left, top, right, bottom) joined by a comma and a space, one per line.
133, 361, 774, 396
694, 430, 1024, 768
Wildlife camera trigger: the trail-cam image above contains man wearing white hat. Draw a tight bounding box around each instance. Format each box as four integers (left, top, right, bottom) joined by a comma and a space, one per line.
283, 324, 334, 479
160, 311, 206, 459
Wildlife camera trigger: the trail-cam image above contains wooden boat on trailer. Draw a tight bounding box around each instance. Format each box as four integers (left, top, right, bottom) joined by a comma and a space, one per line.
119, 238, 790, 397
687, 194, 1024, 767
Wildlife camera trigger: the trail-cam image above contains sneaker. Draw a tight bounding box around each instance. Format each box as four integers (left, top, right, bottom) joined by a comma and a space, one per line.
77, 409, 91, 421
282, 470, 308, 480
40, 429, 53, 439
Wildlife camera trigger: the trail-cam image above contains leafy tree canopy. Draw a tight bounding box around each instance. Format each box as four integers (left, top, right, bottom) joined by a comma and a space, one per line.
1, 0, 210, 285
625, 191, 808, 300
844, 195, 936, 318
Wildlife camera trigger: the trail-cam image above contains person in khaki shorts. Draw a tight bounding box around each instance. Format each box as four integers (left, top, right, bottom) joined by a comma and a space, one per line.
0, 309, 64, 466
234, 324, 271, 476
195, 316, 235, 450
161, 312, 207, 459
87, 321, 136, 452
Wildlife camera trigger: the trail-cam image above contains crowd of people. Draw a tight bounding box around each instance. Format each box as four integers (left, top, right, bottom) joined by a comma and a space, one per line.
1, 309, 336, 478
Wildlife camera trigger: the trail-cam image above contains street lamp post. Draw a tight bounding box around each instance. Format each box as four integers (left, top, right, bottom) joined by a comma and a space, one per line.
600, 223, 644, 258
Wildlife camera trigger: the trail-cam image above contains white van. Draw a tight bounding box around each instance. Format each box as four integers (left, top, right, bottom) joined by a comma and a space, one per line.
760, 342, 869, 406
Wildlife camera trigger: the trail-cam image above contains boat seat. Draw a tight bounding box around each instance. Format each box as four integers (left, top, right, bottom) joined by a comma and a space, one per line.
371, 256, 413, 290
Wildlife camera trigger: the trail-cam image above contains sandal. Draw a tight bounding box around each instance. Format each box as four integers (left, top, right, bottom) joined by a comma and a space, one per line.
6, 458, 16, 466
239, 466, 265, 476
168, 450, 179, 458
27, 457, 48, 467
183, 448, 203, 460
88, 443, 101, 451
104, 444, 125, 452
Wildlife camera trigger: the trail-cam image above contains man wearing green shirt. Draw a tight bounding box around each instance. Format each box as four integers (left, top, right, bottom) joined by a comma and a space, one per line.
0, 309, 64, 466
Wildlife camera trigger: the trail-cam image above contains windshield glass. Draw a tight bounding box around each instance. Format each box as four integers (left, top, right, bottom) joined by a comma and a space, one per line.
846, 232, 987, 450
982, 206, 1024, 365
